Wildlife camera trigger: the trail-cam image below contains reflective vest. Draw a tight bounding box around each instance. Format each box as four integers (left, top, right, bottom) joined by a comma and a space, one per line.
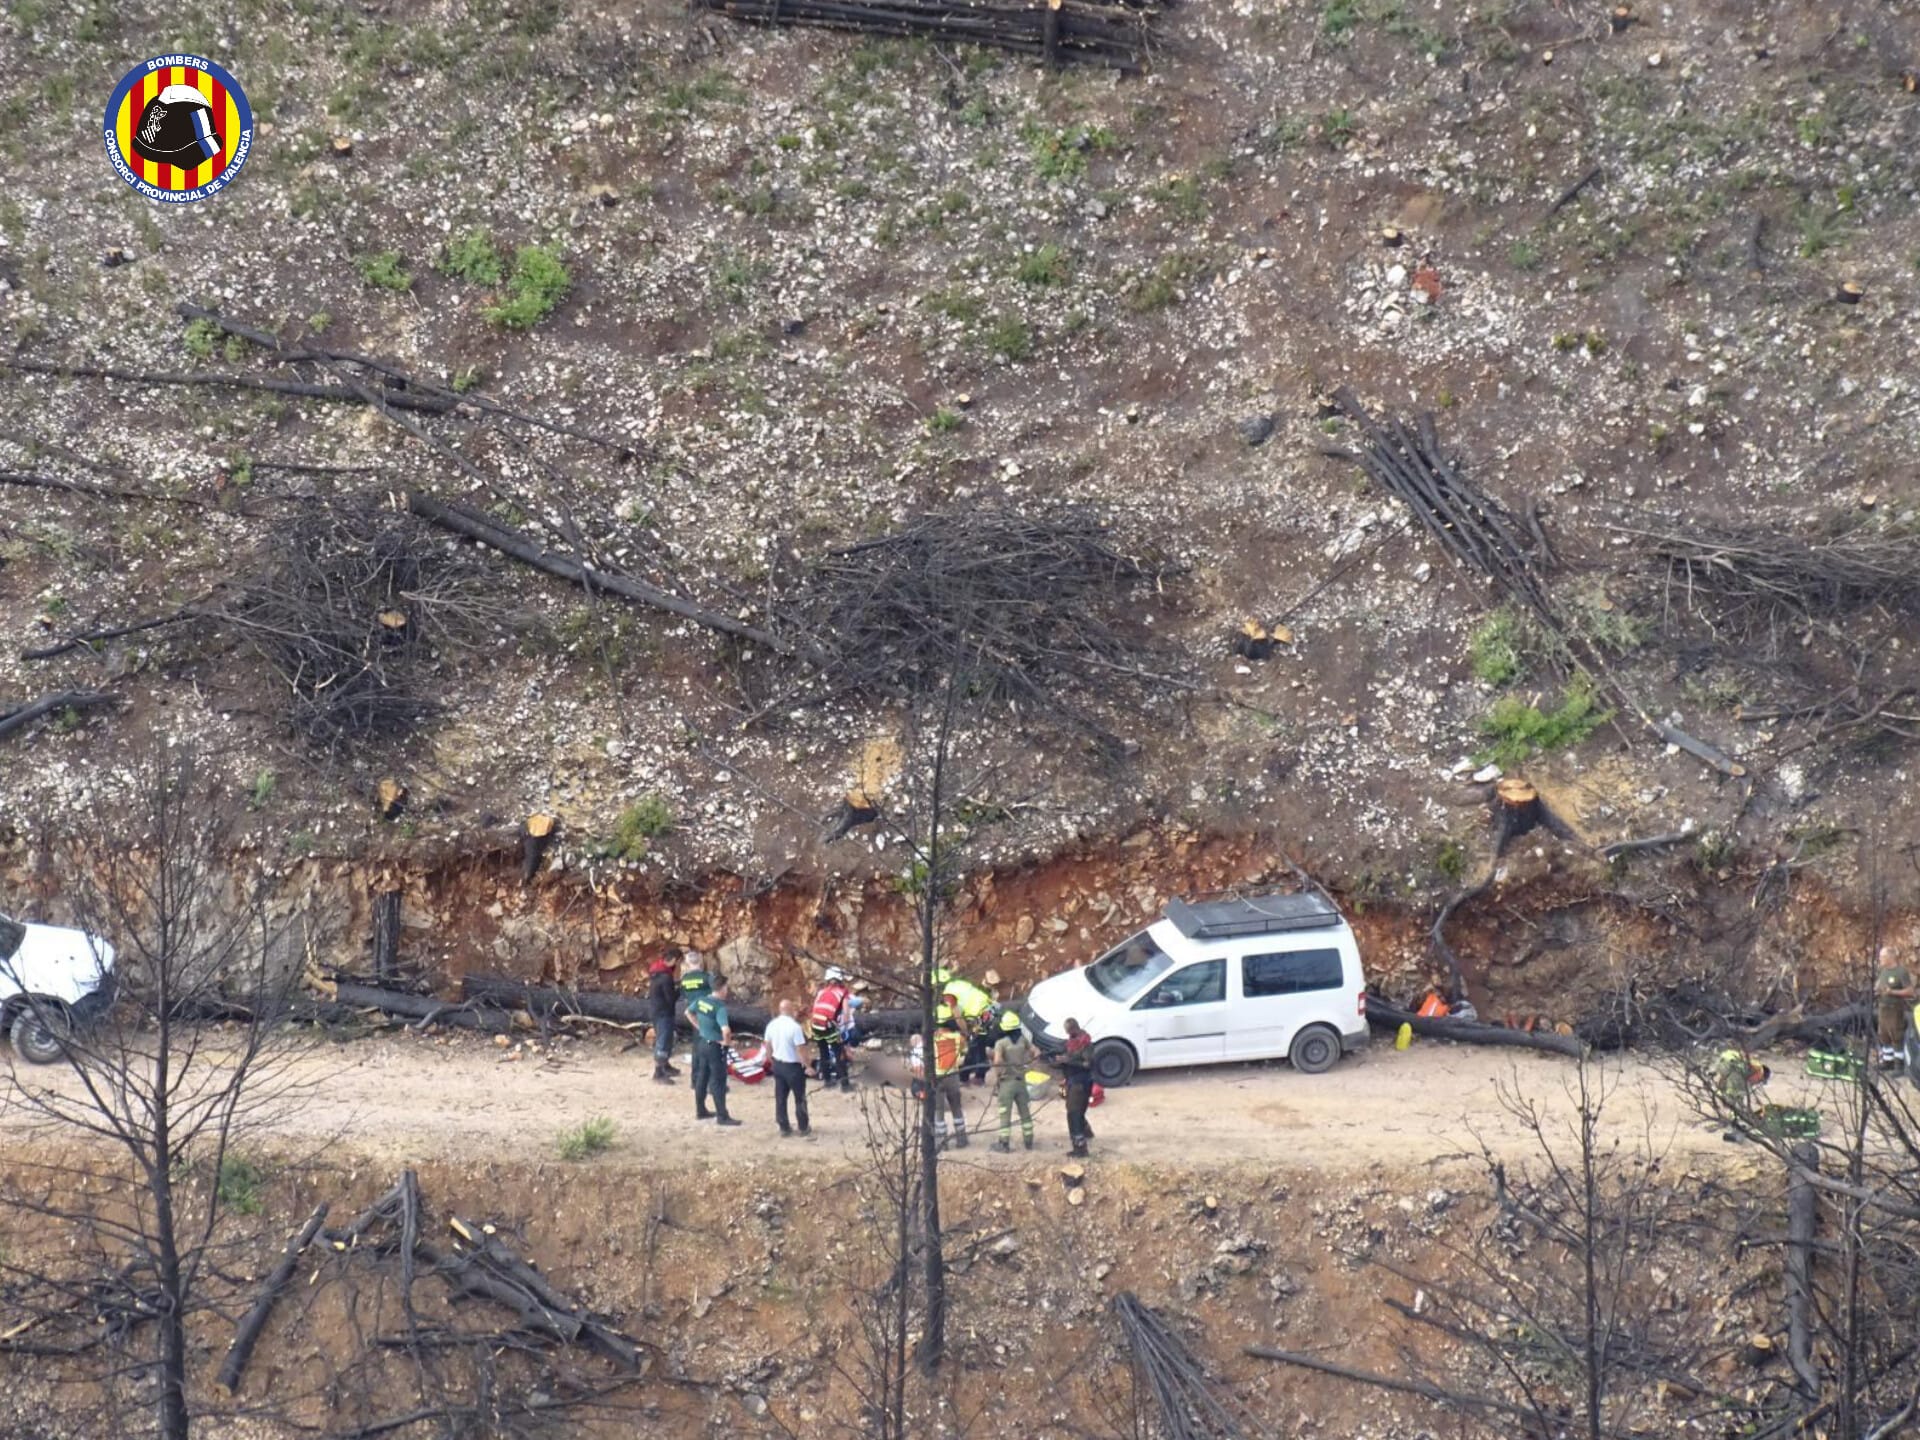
681, 969, 712, 1002
932, 1028, 964, 1077
942, 977, 993, 1022
809, 982, 850, 1034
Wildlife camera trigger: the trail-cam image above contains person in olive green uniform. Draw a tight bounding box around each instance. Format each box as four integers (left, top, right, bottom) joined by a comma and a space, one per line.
1876, 951, 1915, 1062
989, 1011, 1035, 1152
690, 978, 741, 1127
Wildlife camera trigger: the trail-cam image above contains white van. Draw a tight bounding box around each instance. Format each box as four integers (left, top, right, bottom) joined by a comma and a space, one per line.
0, 913, 117, 1064
1018, 890, 1367, 1086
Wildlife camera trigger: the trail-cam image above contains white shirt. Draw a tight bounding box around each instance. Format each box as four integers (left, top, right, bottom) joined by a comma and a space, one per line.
765, 1014, 806, 1065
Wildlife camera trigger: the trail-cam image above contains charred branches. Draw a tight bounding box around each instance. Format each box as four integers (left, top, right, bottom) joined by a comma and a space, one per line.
691, 0, 1162, 69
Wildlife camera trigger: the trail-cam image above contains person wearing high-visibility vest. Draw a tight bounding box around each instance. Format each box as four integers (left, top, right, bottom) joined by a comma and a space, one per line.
1715, 1047, 1769, 1109
935, 968, 995, 1086
929, 1023, 968, 1149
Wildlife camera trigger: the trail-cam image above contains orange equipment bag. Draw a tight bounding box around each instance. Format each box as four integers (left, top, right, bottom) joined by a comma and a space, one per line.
1416, 993, 1451, 1019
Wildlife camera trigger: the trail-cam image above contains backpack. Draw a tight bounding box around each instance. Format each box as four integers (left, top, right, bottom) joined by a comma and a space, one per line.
727, 1038, 769, 1083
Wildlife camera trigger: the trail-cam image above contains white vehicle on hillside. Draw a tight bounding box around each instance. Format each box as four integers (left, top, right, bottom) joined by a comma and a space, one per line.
0, 913, 117, 1064
1018, 890, 1367, 1087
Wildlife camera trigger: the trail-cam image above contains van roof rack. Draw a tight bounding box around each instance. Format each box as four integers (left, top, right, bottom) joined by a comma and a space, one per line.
1165, 890, 1342, 940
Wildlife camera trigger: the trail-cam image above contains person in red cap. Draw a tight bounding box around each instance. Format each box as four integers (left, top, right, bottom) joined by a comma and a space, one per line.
647, 950, 681, 1084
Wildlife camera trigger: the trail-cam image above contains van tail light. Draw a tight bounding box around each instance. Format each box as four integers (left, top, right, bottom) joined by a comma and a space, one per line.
1357, 991, 1367, 1017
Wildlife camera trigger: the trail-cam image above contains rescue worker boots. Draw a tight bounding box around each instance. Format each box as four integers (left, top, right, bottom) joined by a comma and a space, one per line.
652, 1061, 674, 1085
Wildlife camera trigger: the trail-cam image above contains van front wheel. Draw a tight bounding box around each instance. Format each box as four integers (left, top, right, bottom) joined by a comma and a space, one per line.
1090, 1040, 1137, 1088
11, 1006, 70, 1066
1289, 1025, 1341, 1075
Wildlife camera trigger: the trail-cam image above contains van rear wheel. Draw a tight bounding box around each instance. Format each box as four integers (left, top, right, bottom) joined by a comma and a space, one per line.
11, 1006, 70, 1066
1090, 1039, 1137, 1088
1289, 1025, 1341, 1075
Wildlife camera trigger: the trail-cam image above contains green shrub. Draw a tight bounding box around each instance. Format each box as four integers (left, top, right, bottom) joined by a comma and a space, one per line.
439, 229, 504, 285
249, 770, 277, 810
1433, 838, 1468, 882
557, 1116, 616, 1161
355, 250, 412, 291
984, 313, 1032, 361
609, 796, 674, 858
1015, 244, 1069, 287
927, 407, 963, 434
1477, 682, 1610, 767
1468, 609, 1527, 686
217, 1156, 265, 1215
483, 245, 570, 329
183, 316, 219, 358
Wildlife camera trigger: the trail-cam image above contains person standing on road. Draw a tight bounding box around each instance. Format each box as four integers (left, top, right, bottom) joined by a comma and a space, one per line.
989, 1010, 1035, 1152
808, 967, 854, 1093
690, 978, 741, 1127
1875, 949, 1915, 1063
648, 951, 681, 1085
931, 1023, 968, 1149
1060, 1017, 1095, 1158
766, 999, 812, 1138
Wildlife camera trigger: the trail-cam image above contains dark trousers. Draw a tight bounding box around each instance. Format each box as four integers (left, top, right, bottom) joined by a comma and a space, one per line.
961, 1029, 991, 1084
692, 1040, 730, 1118
652, 1011, 675, 1065
772, 1059, 810, 1134
1065, 1079, 1095, 1151
812, 1031, 847, 1087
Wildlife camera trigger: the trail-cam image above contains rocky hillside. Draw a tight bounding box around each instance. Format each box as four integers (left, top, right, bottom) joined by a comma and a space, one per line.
4, 0, 1919, 995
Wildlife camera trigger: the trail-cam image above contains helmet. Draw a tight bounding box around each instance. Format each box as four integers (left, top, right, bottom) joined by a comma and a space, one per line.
999, 1010, 1023, 1033
824, 966, 847, 983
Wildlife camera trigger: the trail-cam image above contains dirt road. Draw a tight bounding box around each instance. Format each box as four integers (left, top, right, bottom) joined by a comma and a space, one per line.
2, 1030, 1804, 1175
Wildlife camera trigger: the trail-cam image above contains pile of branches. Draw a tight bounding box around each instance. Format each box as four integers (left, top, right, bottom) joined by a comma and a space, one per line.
1113, 1292, 1267, 1439
1329, 387, 1555, 617
774, 505, 1182, 726
225, 498, 502, 748
1612, 513, 1920, 634
691, 0, 1162, 69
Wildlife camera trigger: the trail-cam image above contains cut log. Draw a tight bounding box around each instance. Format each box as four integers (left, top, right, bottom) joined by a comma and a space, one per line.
1060, 1162, 1086, 1187
0, 691, 117, 743
1232, 619, 1274, 661
333, 983, 515, 1033
520, 814, 557, 884
218, 1203, 330, 1395
1366, 997, 1585, 1058
458, 974, 922, 1036
1740, 1333, 1777, 1368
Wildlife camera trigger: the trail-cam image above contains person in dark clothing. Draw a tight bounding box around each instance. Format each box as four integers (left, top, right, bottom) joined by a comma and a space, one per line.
1060, 1016, 1095, 1157
647, 952, 681, 1084
689, 978, 740, 1126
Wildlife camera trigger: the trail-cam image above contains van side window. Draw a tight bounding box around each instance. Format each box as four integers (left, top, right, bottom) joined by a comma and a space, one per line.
1243, 948, 1344, 997
0, 917, 23, 963
1138, 959, 1226, 1008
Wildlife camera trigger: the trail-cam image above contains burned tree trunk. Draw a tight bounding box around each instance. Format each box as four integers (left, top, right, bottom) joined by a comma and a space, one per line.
371, 890, 402, 983
1786, 1141, 1820, 1397
217, 1203, 330, 1395
520, 815, 557, 884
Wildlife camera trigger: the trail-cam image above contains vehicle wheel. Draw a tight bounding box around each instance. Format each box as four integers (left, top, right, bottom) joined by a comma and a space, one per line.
1090, 1039, 1137, 1088
10, 1005, 70, 1065
1289, 1025, 1341, 1075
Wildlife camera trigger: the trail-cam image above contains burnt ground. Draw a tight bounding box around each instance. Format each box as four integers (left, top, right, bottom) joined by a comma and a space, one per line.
3, 0, 1920, 1008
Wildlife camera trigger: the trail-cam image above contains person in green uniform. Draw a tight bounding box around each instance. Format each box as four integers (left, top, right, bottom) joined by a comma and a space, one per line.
1875, 950, 1915, 1063
689, 977, 741, 1127
990, 1010, 1035, 1152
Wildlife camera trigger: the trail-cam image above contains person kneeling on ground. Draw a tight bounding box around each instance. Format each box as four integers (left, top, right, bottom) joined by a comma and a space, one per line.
765, 999, 812, 1138
990, 1010, 1035, 1152
690, 978, 741, 1127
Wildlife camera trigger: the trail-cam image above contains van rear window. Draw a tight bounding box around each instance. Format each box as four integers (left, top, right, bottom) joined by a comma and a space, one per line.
0, 917, 23, 963
1086, 931, 1174, 1002
1243, 948, 1344, 996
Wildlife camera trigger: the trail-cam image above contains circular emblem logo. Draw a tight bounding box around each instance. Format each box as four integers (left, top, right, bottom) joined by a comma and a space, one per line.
103, 55, 253, 204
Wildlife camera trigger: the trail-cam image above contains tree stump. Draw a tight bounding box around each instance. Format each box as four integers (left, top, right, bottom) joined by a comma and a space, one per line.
1233, 619, 1274, 661
521, 813, 557, 884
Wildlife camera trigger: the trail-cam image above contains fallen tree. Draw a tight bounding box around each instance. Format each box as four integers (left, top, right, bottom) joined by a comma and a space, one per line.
458, 974, 921, 1036
1365, 997, 1586, 1058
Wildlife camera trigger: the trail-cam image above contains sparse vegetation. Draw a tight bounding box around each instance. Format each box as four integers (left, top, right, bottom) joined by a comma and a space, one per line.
483, 244, 570, 328
606, 796, 674, 859
1014, 244, 1068, 287
1477, 682, 1610, 767
438, 229, 504, 285
983, 313, 1033, 360
183, 317, 219, 359
1468, 609, 1528, 687
556, 1116, 616, 1161
927, 407, 963, 434
355, 250, 413, 292
216, 1156, 265, 1216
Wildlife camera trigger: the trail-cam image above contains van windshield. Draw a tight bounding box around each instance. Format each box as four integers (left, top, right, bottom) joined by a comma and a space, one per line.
1085, 931, 1174, 1002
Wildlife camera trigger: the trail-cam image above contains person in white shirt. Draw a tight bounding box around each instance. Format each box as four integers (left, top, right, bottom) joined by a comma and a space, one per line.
763, 1000, 812, 1138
